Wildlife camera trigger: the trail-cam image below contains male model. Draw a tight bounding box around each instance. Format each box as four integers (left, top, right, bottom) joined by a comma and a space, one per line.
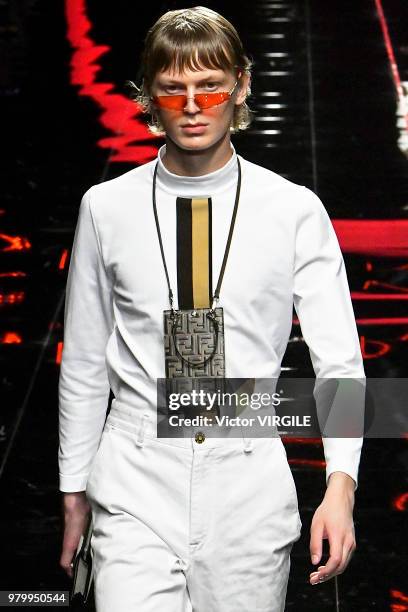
59, 7, 365, 611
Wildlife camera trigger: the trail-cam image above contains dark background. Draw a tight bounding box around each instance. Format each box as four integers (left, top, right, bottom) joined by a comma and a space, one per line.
1, 1, 407, 609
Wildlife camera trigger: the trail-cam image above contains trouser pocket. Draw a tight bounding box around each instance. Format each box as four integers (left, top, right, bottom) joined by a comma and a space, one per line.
271, 438, 302, 534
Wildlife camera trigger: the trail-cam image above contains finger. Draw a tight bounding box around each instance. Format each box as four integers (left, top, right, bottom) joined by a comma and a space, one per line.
335, 537, 356, 576
59, 558, 74, 578
60, 545, 76, 567
310, 565, 327, 585
60, 530, 78, 577
309, 520, 324, 567
318, 531, 343, 579
310, 565, 326, 576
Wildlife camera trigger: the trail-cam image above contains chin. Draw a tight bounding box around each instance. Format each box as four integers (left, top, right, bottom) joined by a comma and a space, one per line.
168, 132, 225, 152
173, 137, 212, 151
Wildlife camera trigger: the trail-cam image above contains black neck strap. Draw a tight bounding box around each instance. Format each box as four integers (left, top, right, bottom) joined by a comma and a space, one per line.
152, 155, 242, 312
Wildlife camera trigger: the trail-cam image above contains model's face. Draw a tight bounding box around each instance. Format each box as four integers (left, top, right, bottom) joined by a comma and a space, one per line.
150, 65, 248, 151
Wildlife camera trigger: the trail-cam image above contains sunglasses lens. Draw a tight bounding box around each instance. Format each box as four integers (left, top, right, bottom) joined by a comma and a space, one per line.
195, 92, 230, 109
153, 91, 231, 110
153, 95, 186, 110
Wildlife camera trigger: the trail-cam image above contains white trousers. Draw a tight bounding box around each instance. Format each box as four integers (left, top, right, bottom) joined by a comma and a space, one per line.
85, 400, 302, 611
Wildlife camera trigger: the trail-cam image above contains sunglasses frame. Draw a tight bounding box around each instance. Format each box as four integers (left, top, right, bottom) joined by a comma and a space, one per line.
150, 77, 241, 111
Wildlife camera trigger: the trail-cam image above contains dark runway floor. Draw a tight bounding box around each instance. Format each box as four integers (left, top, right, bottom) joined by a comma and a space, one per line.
1, 1, 408, 610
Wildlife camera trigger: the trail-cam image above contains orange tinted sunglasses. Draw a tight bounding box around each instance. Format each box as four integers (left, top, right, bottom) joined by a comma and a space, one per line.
151, 78, 241, 110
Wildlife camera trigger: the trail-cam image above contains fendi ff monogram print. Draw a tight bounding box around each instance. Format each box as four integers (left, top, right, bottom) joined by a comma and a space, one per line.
164, 306, 225, 378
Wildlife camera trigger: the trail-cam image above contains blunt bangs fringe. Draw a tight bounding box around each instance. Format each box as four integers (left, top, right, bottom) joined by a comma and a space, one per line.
127, 6, 255, 135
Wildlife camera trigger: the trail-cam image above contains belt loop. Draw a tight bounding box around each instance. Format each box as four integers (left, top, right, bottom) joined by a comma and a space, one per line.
135, 413, 150, 448
243, 439, 253, 453
240, 424, 253, 453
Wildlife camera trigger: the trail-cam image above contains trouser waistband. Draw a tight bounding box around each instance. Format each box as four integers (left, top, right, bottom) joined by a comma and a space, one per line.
107, 398, 255, 452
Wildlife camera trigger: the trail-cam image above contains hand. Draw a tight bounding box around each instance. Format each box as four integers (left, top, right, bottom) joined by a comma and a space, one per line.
59, 491, 91, 578
309, 471, 356, 586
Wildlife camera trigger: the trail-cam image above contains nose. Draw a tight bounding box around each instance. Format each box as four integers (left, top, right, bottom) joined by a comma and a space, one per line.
183, 88, 200, 113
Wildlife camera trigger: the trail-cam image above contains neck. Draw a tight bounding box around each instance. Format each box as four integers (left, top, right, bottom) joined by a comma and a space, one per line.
161, 132, 234, 177
155, 140, 238, 197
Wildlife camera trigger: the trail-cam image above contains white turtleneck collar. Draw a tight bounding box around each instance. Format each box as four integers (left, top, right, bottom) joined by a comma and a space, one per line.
154, 142, 239, 197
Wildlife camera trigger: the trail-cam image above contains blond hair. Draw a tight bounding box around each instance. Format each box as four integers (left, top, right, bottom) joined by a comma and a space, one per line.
128, 6, 254, 135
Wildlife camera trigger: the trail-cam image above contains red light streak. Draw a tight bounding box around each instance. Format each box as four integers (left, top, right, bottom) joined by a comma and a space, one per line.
283, 437, 322, 445
59, 249, 69, 270
352, 292, 408, 300
293, 316, 408, 326
56, 341, 63, 364
360, 336, 391, 359
1, 332, 22, 344
351, 291, 408, 300
391, 590, 408, 602
333, 220, 408, 257
362, 280, 408, 293
391, 589, 408, 612
288, 458, 326, 469
392, 492, 408, 512
0, 271, 27, 277
0, 233, 31, 252
356, 318, 408, 326
64, 0, 159, 164
0, 292, 25, 306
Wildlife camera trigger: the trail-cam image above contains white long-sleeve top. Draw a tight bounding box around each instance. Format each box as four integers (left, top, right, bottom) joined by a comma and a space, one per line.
58, 142, 365, 493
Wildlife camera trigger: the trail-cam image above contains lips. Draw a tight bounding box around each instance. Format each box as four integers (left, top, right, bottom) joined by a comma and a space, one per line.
180, 123, 208, 134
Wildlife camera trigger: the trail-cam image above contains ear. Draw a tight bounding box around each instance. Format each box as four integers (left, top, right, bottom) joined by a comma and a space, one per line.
235, 72, 251, 106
